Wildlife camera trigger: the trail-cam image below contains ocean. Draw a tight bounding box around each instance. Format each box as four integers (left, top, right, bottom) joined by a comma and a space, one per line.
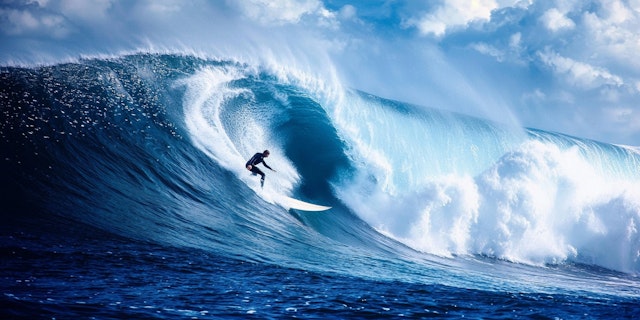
1, 53, 639, 318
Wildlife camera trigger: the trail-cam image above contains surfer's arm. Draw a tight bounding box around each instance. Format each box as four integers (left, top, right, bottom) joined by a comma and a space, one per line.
262, 161, 274, 171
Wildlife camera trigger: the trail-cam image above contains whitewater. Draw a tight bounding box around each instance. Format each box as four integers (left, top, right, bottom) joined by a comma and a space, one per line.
1, 53, 639, 318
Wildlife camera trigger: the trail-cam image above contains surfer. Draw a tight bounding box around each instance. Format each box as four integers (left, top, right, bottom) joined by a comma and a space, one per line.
246, 150, 275, 187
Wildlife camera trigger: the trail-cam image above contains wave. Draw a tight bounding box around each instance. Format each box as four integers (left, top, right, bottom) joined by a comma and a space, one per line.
1, 53, 639, 278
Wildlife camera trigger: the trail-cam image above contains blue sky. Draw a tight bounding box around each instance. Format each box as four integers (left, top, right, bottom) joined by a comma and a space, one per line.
2, 0, 639, 145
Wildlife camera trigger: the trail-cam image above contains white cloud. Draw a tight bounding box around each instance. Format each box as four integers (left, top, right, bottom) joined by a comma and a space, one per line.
58, 0, 113, 21
538, 49, 623, 89
339, 4, 357, 20
540, 8, 575, 31
142, 0, 184, 14
522, 88, 547, 104
230, 0, 336, 26
0, 7, 70, 38
0, 0, 113, 38
3, 9, 39, 33
406, 0, 527, 37
582, 6, 640, 70
509, 32, 521, 49
600, 0, 633, 23
29, 0, 51, 6
471, 42, 505, 61
470, 32, 526, 64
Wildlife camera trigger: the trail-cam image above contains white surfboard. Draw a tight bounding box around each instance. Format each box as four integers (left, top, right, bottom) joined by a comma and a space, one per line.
276, 195, 332, 212
243, 172, 330, 211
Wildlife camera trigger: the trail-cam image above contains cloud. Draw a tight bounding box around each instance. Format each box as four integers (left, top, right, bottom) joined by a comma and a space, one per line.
0, 6, 70, 38
339, 4, 357, 20
470, 42, 505, 61
0, 0, 116, 39
139, 0, 184, 14
1, 8, 39, 34
57, 0, 113, 21
540, 8, 575, 31
582, 5, 640, 70
229, 0, 336, 27
509, 32, 521, 48
470, 32, 524, 64
405, 0, 528, 37
522, 88, 547, 104
538, 49, 623, 89
600, 0, 634, 23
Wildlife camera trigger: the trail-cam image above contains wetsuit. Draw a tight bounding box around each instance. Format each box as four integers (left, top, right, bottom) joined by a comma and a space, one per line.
245, 152, 272, 182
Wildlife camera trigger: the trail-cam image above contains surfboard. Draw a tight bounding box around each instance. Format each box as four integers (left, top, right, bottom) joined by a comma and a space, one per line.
244, 172, 330, 211
276, 195, 331, 212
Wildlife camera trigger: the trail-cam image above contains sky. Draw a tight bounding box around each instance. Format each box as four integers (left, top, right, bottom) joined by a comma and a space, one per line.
1, 0, 639, 145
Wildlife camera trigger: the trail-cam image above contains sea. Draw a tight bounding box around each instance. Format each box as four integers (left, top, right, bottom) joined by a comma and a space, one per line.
1, 53, 639, 319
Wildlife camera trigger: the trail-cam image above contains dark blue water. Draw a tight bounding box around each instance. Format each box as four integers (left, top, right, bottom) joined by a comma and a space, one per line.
1, 54, 639, 318
3, 218, 637, 319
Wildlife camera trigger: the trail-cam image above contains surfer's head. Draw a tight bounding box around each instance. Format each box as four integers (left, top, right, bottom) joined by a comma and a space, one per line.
263, 150, 270, 157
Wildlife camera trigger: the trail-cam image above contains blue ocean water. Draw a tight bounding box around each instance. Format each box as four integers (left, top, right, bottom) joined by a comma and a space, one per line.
1, 54, 639, 318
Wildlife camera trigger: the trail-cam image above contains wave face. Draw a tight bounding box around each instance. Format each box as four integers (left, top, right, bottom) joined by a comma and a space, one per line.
2, 53, 640, 285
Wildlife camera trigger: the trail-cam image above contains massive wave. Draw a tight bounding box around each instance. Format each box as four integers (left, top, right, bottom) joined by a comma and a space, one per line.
2, 53, 639, 280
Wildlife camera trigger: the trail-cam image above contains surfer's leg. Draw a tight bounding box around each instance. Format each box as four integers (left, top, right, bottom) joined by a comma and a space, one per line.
250, 168, 265, 187
251, 167, 265, 180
